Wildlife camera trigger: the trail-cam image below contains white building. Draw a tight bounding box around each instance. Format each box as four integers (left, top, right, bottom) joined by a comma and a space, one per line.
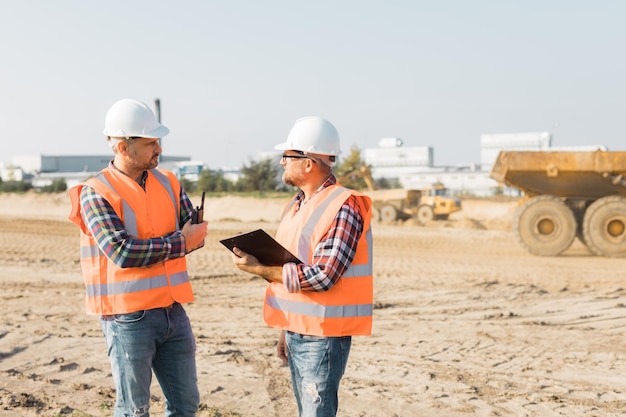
397, 168, 499, 197
10, 154, 191, 189
480, 132, 551, 172
362, 143, 433, 179
0, 164, 24, 182
6, 133, 610, 196
361, 132, 607, 197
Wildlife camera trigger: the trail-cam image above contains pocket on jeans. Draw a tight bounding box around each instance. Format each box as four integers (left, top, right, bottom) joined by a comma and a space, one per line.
301, 334, 326, 341
113, 310, 146, 324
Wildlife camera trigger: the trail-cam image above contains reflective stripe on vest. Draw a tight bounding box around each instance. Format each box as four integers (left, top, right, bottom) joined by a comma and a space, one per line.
266, 295, 373, 318
263, 185, 373, 336
93, 169, 180, 237
343, 228, 373, 278
68, 167, 193, 315
93, 171, 139, 237
85, 271, 189, 296
297, 186, 350, 259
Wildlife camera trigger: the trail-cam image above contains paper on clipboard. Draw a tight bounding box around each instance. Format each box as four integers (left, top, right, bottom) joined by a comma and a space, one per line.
219, 229, 302, 266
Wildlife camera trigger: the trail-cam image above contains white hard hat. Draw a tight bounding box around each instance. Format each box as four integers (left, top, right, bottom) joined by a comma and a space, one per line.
103, 98, 169, 139
275, 116, 342, 156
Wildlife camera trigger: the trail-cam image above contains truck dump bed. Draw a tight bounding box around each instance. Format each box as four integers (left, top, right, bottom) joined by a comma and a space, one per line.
490, 151, 626, 199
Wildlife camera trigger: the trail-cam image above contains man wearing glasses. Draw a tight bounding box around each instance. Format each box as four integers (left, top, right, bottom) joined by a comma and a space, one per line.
231, 116, 374, 417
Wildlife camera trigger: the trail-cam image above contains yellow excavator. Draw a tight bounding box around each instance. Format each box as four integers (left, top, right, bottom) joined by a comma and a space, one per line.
337, 164, 462, 224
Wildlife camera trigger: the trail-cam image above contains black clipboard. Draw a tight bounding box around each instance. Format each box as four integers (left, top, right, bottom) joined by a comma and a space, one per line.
219, 229, 302, 266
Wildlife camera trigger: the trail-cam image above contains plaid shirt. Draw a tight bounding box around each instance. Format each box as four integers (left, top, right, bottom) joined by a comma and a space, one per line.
79, 166, 195, 268
283, 175, 365, 293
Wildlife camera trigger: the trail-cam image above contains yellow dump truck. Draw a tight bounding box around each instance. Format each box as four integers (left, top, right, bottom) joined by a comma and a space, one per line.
365, 185, 462, 224
338, 165, 462, 224
490, 150, 626, 257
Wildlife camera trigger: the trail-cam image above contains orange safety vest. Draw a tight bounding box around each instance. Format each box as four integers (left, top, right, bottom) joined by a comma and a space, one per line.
263, 184, 373, 337
68, 167, 194, 315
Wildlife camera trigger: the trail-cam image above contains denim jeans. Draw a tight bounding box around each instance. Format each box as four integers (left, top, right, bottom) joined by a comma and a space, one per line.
285, 331, 352, 417
100, 303, 199, 417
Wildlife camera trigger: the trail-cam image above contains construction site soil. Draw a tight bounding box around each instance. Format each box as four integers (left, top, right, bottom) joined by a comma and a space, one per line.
1, 192, 625, 417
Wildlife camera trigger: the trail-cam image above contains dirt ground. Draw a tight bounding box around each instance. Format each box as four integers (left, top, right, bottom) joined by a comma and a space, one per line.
1, 192, 626, 417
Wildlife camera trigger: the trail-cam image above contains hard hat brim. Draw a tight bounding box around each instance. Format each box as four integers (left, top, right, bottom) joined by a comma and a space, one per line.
273, 141, 291, 151
103, 124, 170, 139
274, 141, 341, 156
142, 125, 170, 139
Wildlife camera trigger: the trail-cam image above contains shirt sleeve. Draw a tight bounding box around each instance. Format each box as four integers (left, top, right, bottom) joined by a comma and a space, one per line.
283, 195, 364, 293
80, 185, 189, 268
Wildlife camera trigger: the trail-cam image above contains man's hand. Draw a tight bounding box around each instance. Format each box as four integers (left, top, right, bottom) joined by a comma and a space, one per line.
181, 219, 208, 253
276, 330, 288, 364
231, 247, 284, 283
232, 247, 261, 272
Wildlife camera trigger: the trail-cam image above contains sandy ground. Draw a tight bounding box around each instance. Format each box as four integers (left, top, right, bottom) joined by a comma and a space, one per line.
1, 192, 626, 417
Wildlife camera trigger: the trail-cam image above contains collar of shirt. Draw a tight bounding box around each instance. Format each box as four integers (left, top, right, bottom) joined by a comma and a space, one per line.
108, 161, 148, 189
295, 174, 337, 210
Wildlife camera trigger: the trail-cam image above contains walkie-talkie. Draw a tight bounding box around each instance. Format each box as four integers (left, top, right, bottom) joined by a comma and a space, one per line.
191, 191, 205, 224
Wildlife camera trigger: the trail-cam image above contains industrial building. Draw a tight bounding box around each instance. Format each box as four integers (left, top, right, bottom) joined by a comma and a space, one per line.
1, 131, 607, 196
1, 154, 191, 189
363, 132, 605, 196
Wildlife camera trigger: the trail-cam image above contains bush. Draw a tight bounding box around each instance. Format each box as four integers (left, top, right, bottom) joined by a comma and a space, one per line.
236, 158, 280, 192
197, 169, 235, 193
0, 180, 32, 193
40, 178, 67, 193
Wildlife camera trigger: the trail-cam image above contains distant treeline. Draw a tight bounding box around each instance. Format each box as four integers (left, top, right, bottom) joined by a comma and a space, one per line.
0, 147, 384, 195
0, 178, 66, 193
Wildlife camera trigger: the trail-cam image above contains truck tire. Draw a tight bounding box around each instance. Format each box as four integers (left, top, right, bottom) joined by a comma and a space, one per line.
380, 205, 398, 223
582, 196, 626, 257
513, 195, 576, 256
371, 207, 381, 223
416, 204, 435, 224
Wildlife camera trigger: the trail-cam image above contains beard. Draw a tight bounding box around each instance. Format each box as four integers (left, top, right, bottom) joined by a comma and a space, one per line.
282, 164, 306, 187
127, 149, 160, 172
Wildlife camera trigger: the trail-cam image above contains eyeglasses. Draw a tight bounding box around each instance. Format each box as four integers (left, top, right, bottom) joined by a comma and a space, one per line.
281, 154, 308, 162
281, 153, 316, 164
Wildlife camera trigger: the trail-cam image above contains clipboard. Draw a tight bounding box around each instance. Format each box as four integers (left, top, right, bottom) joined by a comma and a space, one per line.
219, 229, 302, 266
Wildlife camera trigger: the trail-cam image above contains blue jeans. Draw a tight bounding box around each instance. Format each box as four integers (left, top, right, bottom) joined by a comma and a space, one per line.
285, 331, 352, 417
100, 303, 199, 417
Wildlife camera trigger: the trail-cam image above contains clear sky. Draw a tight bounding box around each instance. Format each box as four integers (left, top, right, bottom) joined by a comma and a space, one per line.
1, 1, 624, 170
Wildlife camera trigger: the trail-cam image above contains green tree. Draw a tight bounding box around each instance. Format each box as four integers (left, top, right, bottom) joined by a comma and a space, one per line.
0, 180, 32, 192
180, 177, 197, 194
376, 176, 401, 189
237, 157, 280, 192
41, 178, 67, 193
197, 169, 234, 193
334, 145, 373, 191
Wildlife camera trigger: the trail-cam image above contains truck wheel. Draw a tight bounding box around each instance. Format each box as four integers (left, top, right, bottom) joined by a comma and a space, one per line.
380, 205, 398, 223
582, 196, 626, 257
513, 195, 576, 256
371, 207, 381, 222
416, 204, 435, 224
